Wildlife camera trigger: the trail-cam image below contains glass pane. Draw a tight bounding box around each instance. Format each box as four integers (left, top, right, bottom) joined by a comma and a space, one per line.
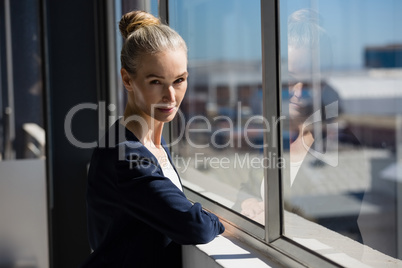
280, 0, 402, 266
0, 1, 45, 161
0, 1, 49, 267
169, 0, 265, 224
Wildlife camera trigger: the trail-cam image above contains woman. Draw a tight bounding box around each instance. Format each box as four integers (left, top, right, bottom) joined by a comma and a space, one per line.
80, 10, 224, 267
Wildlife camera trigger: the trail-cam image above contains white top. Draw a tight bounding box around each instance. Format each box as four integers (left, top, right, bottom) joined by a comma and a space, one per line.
160, 149, 183, 191
260, 160, 303, 200
290, 160, 303, 187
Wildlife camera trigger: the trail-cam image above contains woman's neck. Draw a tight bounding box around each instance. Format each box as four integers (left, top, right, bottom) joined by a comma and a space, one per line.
122, 106, 164, 148
290, 126, 314, 163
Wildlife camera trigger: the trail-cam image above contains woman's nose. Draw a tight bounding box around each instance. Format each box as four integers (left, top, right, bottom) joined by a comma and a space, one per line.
290, 82, 303, 98
163, 85, 176, 103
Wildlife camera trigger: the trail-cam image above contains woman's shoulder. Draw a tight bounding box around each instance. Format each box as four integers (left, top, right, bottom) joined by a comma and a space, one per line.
90, 120, 154, 169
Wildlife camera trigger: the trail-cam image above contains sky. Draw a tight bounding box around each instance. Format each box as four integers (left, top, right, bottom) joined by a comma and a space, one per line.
167, 0, 402, 70
169, 0, 262, 61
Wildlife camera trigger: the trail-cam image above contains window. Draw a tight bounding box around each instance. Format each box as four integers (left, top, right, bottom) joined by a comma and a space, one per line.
0, 1, 45, 160
0, 1, 48, 267
281, 1, 402, 266
168, 0, 267, 236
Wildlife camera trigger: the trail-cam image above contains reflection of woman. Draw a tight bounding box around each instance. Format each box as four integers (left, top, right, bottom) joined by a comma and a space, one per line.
80, 11, 224, 267
236, 10, 363, 245
286, 8, 336, 182
235, 8, 329, 223
283, 10, 363, 244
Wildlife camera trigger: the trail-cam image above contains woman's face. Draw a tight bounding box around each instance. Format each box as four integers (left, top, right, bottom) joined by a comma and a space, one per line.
122, 49, 188, 123
287, 46, 313, 122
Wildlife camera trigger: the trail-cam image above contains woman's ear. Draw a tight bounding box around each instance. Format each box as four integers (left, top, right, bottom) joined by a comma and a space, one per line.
121, 68, 133, 92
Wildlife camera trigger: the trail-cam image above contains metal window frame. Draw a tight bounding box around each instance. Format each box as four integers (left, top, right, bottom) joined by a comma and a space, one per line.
261, 0, 282, 243
3, 0, 16, 160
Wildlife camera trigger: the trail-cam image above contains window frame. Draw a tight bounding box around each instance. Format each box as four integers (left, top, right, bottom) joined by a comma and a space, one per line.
160, 0, 343, 267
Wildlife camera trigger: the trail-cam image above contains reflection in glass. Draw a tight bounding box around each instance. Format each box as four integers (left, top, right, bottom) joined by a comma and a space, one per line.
169, 0, 266, 224
0, 0, 45, 161
281, 1, 402, 266
0, 1, 48, 267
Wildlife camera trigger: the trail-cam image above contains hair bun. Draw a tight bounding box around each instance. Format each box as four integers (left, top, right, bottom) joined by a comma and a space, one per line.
119, 10, 161, 39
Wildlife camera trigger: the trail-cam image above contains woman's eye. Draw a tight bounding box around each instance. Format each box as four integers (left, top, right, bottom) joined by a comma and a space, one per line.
150, 80, 160, 85
174, 78, 184, 84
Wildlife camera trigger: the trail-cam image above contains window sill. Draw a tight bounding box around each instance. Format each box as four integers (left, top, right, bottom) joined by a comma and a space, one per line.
182, 211, 402, 268
182, 235, 283, 268
284, 211, 401, 267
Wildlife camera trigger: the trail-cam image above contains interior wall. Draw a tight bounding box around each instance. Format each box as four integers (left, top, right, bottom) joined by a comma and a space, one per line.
44, 0, 101, 267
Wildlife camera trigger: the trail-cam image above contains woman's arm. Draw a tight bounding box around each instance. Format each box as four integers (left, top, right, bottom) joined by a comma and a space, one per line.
114, 151, 225, 245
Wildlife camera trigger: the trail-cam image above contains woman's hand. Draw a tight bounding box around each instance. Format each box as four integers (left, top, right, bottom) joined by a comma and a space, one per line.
241, 198, 265, 224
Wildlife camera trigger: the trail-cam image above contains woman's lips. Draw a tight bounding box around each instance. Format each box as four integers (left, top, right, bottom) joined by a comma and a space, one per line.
289, 102, 302, 108
289, 96, 308, 108
157, 107, 176, 113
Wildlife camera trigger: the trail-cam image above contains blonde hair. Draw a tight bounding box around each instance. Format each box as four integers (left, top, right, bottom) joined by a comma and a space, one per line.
119, 10, 187, 75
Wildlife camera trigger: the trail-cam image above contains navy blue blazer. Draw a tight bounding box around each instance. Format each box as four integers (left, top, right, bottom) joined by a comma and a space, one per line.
80, 121, 224, 267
